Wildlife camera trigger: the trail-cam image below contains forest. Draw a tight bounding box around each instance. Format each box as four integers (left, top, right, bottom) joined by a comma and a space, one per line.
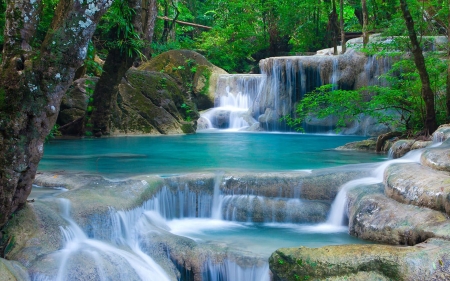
0, 0, 449, 236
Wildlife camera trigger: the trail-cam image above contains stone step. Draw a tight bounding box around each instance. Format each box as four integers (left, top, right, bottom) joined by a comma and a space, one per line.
384, 162, 450, 215
347, 184, 450, 245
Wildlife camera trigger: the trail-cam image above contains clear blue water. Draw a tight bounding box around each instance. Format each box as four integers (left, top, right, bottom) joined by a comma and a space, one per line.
39, 132, 385, 176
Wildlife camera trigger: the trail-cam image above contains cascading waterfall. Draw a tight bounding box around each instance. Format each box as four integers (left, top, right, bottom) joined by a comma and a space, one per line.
198, 51, 392, 133
198, 74, 265, 131
326, 148, 425, 227
49, 199, 171, 281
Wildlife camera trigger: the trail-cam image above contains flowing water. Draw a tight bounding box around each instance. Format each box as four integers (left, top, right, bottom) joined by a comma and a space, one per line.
35, 133, 390, 280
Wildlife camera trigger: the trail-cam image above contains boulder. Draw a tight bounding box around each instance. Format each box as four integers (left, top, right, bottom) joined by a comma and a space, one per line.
138, 50, 227, 111
388, 139, 415, 158
269, 238, 450, 281
57, 77, 95, 135
420, 139, 450, 172
111, 69, 197, 135
384, 162, 450, 215
347, 184, 450, 245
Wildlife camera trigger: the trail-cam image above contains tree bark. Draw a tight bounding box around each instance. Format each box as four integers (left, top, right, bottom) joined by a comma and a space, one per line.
331, 0, 338, 55
361, 0, 369, 47
142, 0, 158, 58
0, 0, 111, 228
400, 0, 437, 134
446, 0, 450, 121
340, 0, 346, 54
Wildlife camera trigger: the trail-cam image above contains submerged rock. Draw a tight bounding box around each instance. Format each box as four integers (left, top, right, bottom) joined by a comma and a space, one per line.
269, 238, 450, 281
0, 258, 30, 281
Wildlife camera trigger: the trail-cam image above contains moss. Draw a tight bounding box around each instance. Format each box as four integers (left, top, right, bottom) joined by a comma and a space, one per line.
181, 123, 195, 134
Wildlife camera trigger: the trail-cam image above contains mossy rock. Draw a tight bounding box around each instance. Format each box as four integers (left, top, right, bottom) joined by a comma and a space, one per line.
138, 50, 227, 110
270, 238, 450, 281
111, 69, 199, 135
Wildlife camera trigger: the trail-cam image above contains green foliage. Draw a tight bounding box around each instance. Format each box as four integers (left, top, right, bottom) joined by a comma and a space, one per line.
181, 103, 193, 121
96, 0, 145, 59
33, 0, 59, 47
84, 42, 103, 76
45, 124, 61, 142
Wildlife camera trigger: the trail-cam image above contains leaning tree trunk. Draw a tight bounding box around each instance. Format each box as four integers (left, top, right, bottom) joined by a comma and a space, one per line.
400, 0, 437, 134
0, 0, 111, 228
90, 0, 155, 137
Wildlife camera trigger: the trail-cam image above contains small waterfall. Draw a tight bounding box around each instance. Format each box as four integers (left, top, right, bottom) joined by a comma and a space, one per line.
50, 199, 171, 281
326, 149, 424, 226
202, 259, 270, 281
198, 74, 265, 130
211, 172, 225, 219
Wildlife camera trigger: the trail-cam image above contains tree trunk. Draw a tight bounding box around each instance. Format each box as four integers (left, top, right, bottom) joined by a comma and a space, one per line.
142, 0, 158, 58
340, 0, 346, 53
331, 0, 338, 55
90, 49, 134, 136
400, 0, 437, 134
361, 0, 369, 47
90, 0, 143, 136
0, 0, 111, 228
446, 0, 450, 121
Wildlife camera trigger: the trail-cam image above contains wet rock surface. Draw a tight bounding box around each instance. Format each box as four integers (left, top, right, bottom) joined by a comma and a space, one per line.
270, 238, 450, 281
347, 184, 450, 245
384, 162, 450, 215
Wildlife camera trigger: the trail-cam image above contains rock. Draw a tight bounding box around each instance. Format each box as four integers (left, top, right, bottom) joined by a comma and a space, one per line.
384, 162, 450, 215
138, 50, 227, 111
335, 138, 377, 151
420, 139, 450, 172
111, 69, 197, 135
0, 258, 30, 281
433, 124, 450, 142
347, 184, 450, 245
58, 77, 95, 135
389, 139, 415, 158
269, 238, 450, 281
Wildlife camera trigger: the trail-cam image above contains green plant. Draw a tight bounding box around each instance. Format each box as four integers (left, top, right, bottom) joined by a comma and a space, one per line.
45, 124, 61, 142
181, 103, 193, 122
278, 259, 284, 265
160, 77, 167, 88
172, 65, 185, 71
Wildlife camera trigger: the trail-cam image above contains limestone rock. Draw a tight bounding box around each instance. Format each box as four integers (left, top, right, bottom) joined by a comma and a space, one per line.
111, 69, 197, 135
138, 50, 227, 111
433, 124, 450, 142
58, 77, 95, 135
335, 138, 377, 151
269, 238, 450, 281
389, 139, 415, 158
420, 140, 450, 172
384, 162, 450, 215
347, 184, 450, 245
0, 258, 30, 281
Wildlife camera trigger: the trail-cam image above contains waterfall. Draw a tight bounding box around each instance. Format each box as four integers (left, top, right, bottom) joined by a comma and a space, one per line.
198, 51, 393, 134
326, 148, 424, 227
202, 259, 270, 281
50, 199, 171, 281
198, 74, 265, 131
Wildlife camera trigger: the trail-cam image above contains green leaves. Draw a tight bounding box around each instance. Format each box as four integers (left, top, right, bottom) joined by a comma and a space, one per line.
97, 0, 145, 59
